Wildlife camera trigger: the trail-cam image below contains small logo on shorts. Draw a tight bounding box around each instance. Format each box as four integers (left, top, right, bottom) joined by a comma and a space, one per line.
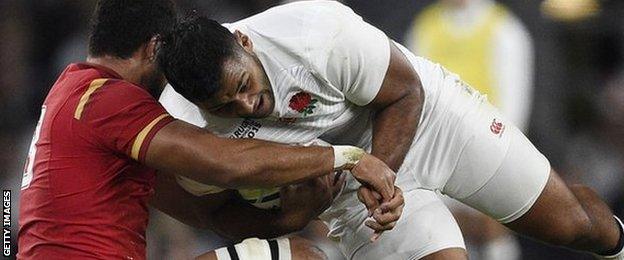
490, 119, 505, 137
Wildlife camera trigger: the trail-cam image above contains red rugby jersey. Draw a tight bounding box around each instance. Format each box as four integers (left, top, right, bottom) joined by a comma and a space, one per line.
18, 63, 174, 259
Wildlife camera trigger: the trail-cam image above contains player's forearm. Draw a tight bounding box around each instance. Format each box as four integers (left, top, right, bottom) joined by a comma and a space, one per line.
147, 121, 335, 189
150, 174, 233, 230
371, 91, 422, 171
217, 139, 336, 188
209, 200, 303, 241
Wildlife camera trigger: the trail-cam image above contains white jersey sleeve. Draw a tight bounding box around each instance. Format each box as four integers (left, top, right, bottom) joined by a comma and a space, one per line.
309, 1, 391, 106
159, 85, 207, 128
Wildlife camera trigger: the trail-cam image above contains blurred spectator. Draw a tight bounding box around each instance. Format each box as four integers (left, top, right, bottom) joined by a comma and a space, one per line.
563, 72, 624, 215
405, 0, 534, 259
406, 0, 533, 130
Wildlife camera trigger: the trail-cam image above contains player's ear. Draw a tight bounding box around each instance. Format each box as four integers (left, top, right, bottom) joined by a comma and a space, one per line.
144, 35, 160, 63
234, 30, 254, 53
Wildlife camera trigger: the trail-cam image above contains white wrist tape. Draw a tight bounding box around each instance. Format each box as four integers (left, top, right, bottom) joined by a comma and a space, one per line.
332, 145, 365, 170
215, 237, 291, 260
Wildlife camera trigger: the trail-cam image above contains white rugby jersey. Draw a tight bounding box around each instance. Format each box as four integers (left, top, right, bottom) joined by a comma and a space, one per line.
159, 0, 475, 238
208, 1, 389, 143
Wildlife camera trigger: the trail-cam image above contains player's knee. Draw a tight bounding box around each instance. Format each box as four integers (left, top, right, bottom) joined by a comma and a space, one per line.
547, 203, 593, 246
566, 185, 596, 238
568, 183, 590, 196
290, 236, 327, 260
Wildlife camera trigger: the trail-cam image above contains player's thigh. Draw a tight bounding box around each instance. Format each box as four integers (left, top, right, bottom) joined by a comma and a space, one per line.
446, 123, 551, 224
348, 189, 466, 260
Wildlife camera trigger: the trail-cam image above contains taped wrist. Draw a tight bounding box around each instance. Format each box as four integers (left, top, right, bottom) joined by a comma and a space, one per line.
332, 145, 365, 171
215, 237, 291, 260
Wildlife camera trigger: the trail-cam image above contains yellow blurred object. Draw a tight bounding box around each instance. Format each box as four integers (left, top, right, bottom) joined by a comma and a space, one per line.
541, 0, 600, 22
412, 2, 509, 105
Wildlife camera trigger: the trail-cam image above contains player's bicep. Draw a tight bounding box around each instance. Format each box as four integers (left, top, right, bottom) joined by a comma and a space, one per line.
144, 120, 230, 183
367, 41, 424, 109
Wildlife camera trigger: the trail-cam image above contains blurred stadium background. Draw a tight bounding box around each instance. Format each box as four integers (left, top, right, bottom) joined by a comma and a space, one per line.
1, 0, 623, 259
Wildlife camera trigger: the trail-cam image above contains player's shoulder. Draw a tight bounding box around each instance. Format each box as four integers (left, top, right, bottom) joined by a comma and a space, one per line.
231, 1, 356, 35
282, 1, 360, 30
251, 0, 353, 19
89, 78, 155, 103
275, 0, 354, 15
72, 78, 159, 120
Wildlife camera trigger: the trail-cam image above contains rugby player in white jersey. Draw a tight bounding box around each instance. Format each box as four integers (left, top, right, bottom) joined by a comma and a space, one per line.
157, 1, 624, 259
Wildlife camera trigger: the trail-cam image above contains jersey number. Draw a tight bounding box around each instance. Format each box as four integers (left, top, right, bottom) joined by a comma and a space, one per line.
22, 105, 46, 190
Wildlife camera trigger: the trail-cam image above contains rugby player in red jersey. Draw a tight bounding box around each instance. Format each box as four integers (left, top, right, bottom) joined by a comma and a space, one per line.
17, 1, 400, 259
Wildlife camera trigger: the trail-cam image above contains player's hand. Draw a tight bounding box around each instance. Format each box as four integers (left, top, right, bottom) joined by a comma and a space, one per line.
350, 154, 396, 202
363, 186, 404, 241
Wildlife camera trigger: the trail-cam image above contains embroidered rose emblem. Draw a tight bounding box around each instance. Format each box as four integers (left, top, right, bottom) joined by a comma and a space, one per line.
288, 91, 318, 117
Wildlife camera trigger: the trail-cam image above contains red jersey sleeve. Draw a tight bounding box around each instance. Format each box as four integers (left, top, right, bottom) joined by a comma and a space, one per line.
74, 78, 174, 162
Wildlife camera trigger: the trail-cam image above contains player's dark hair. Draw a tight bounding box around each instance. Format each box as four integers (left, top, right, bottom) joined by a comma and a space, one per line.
88, 0, 177, 59
157, 15, 239, 103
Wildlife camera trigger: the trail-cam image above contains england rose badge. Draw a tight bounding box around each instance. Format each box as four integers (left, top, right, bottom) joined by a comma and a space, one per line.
288, 91, 318, 117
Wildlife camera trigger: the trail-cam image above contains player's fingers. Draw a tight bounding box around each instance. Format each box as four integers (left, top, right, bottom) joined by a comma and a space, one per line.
357, 187, 379, 214
375, 191, 404, 226
372, 207, 402, 226
371, 190, 382, 201
371, 231, 383, 242
378, 168, 395, 202
357, 186, 379, 216
365, 218, 396, 232
352, 154, 395, 201
379, 187, 404, 213
365, 219, 384, 231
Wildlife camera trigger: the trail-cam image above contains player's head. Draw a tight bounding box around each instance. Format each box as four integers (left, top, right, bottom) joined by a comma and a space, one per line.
88, 0, 177, 96
158, 15, 274, 119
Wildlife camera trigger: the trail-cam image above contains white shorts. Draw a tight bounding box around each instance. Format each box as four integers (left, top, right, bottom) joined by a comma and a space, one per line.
445, 122, 551, 223
396, 47, 551, 223
430, 77, 550, 223
324, 189, 465, 260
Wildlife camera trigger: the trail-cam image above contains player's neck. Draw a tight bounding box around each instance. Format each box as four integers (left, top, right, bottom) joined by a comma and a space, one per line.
86, 55, 146, 89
